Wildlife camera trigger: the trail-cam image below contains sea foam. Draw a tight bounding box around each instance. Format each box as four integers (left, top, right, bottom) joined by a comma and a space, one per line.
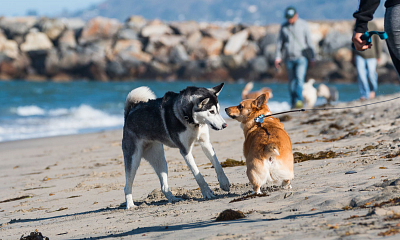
1, 104, 123, 142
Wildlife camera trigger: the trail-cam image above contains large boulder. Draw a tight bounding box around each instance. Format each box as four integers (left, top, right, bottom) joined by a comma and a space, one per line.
169, 44, 189, 64
125, 16, 147, 32
106, 60, 127, 78
113, 39, 143, 55
0, 40, 19, 59
198, 37, 223, 57
332, 47, 352, 63
150, 46, 170, 64
117, 28, 139, 40
76, 40, 112, 67
248, 26, 267, 42
308, 22, 329, 51
44, 49, 79, 72
0, 17, 37, 38
149, 60, 172, 75
44, 48, 60, 75
119, 51, 152, 67
141, 21, 173, 37
307, 60, 339, 80
259, 33, 278, 50
0, 31, 19, 59
58, 50, 80, 70
58, 30, 77, 49
186, 31, 202, 52
205, 56, 223, 69
249, 56, 268, 73
224, 30, 249, 55
202, 28, 232, 41
320, 30, 352, 55
263, 44, 277, 65
117, 39, 152, 64
45, 48, 81, 75
332, 47, 353, 72
240, 41, 259, 61
79, 17, 122, 44
0, 54, 30, 79
170, 21, 200, 36
159, 35, 184, 47
61, 18, 85, 31
36, 18, 65, 40
221, 54, 245, 70
20, 29, 54, 52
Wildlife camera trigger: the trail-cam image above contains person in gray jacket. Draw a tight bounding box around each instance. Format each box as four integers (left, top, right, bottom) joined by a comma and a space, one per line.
275, 6, 316, 109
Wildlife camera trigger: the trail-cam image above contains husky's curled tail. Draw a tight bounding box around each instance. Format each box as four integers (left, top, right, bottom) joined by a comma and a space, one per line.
124, 86, 156, 120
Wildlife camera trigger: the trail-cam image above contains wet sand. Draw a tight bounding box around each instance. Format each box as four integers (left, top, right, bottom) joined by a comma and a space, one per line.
1, 94, 400, 239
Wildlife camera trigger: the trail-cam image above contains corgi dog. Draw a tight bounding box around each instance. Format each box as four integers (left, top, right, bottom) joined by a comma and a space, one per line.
225, 93, 294, 194
242, 82, 273, 100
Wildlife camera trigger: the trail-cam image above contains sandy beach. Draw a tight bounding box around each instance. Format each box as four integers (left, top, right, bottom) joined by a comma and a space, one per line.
1, 94, 400, 240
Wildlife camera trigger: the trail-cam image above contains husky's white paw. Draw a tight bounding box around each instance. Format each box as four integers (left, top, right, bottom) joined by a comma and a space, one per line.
126, 201, 136, 210
164, 191, 183, 203
218, 175, 230, 192
201, 187, 216, 199
167, 195, 183, 203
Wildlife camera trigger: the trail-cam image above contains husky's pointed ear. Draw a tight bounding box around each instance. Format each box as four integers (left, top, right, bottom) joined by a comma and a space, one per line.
209, 83, 224, 96
198, 98, 210, 109
252, 93, 268, 108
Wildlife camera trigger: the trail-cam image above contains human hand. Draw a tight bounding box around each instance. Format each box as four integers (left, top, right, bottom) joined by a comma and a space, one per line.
352, 32, 372, 51
274, 59, 282, 69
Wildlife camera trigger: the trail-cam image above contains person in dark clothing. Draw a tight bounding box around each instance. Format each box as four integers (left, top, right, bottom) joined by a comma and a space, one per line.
352, 0, 400, 76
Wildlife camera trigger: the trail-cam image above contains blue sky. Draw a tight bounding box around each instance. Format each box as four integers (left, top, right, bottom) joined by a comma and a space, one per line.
0, 0, 103, 16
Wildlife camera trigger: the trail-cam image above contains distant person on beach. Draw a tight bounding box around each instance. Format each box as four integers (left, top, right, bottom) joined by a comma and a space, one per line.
275, 6, 316, 109
353, 21, 382, 100
353, 0, 400, 77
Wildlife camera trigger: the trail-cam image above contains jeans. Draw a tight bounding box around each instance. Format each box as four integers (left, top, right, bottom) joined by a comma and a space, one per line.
385, 5, 400, 78
355, 55, 378, 99
285, 57, 308, 107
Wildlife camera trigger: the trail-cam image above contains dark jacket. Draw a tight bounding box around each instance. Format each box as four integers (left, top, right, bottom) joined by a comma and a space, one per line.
353, 0, 400, 33
353, 21, 382, 59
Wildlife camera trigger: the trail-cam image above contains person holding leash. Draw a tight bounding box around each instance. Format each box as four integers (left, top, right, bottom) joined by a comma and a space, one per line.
353, 0, 400, 76
353, 21, 382, 100
275, 6, 316, 109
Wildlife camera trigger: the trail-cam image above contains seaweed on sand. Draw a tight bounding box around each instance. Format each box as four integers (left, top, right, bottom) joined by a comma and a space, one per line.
293, 150, 340, 163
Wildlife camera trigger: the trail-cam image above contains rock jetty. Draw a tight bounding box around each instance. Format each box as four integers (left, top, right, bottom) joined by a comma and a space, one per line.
0, 16, 396, 82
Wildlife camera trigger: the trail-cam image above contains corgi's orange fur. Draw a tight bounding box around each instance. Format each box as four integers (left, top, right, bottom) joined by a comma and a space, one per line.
242, 82, 273, 100
225, 93, 294, 193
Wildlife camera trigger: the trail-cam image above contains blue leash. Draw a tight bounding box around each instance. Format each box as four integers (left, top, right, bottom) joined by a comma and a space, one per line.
352, 31, 388, 51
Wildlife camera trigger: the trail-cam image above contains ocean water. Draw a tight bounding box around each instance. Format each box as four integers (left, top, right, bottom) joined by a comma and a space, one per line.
1, 80, 399, 142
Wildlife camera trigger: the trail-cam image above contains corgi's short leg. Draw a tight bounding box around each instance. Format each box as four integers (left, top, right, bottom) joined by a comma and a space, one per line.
282, 179, 292, 189
247, 169, 263, 194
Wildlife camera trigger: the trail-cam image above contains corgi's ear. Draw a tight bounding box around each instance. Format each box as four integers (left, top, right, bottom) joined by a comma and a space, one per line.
209, 83, 224, 96
252, 93, 268, 108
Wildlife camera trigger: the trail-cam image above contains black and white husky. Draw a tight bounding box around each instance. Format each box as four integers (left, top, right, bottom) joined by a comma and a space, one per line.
122, 83, 230, 209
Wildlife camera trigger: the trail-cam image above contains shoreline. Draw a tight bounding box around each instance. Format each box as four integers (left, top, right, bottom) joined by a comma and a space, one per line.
1, 93, 400, 239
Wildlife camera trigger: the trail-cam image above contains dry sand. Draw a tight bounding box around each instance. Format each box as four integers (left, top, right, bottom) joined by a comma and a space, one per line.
1, 94, 400, 239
